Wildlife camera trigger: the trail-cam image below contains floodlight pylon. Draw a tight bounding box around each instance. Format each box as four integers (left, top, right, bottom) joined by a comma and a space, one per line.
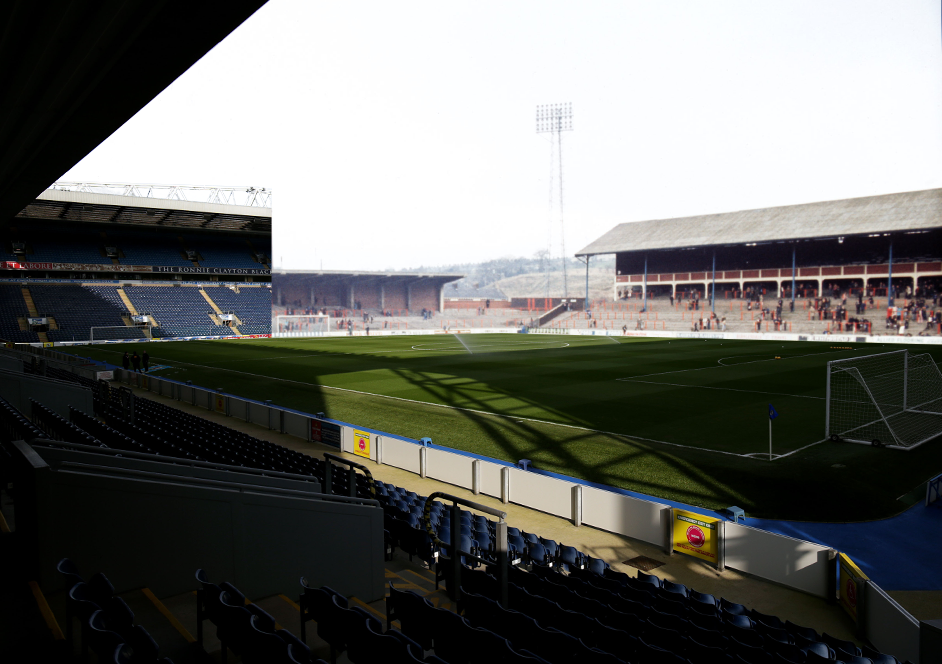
536, 103, 573, 298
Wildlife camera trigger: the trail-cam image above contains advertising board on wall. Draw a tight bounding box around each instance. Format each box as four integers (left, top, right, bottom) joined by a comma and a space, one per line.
311, 418, 342, 447
353, 429, 371, 459
839, 552, 868, 621
673, 509, 721, 564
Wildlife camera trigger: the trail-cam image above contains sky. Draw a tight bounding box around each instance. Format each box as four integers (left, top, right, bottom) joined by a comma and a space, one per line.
60, 0, 942, 272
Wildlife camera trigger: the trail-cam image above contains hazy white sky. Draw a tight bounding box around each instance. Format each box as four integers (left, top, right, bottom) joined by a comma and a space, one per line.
61, 0, 942, 271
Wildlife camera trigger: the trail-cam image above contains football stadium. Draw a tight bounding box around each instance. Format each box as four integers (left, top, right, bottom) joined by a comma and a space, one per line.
1, 4, 941, 664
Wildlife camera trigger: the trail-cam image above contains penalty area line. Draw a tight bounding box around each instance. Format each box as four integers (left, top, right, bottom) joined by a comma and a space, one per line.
617, 348, 857, 381
616, 378, 824, 401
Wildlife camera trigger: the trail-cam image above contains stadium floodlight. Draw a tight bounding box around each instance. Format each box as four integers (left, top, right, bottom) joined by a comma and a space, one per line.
536, 103, 573, 298
274, 314, 332, 338
827, 350, 942, 449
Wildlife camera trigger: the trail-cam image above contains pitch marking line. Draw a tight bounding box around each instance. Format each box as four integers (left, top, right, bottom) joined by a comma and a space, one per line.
411, 339, 573, 352
616, 348, 856, 381
85, 347, 809, 461
618, 378, 824, 401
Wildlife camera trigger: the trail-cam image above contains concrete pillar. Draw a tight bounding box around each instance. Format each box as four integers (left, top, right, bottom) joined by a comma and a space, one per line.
419, 446, 427, 478
375, 435, 383, 465
471, 460, 481, 495
717, 520, 726, 572
380, 283, 385, 309
571, 485, 582, 527
406, 282, 412, 311
348, 283, 355, 309
438, 283, 444, 313
500, 466, 510, 504
662, 507, 674, 555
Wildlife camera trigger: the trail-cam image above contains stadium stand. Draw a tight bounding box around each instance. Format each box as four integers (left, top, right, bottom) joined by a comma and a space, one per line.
11, 225, 112, 264
0, 284, 38, 342
105, 229, 194, 267
208, 285, 272, 335
28, 284, 146, 342
122, 285, 234, 339
187, 234, 267, 269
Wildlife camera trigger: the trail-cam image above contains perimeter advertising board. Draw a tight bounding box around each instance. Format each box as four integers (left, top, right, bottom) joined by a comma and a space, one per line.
311, 419, 342, 447
838, 552, 868, 621
353, 429, 371, 459
673, 509, 720, 564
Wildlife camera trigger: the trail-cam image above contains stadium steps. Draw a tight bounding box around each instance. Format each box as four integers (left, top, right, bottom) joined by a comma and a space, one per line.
46, 316, 58, 331
20, 288, 49, 342
20, 287, 38, 317
199, 288, 242, 335
16, 316, 27, 331
117, 287, 140, 316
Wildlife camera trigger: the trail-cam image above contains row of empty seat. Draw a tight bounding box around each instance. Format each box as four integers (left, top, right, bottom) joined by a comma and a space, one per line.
57, 558, 169, 664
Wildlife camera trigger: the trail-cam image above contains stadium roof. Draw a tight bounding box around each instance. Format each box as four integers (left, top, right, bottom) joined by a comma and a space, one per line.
15, 189, 271, 234
576, 188, 942, 257
0, 1, 267, 227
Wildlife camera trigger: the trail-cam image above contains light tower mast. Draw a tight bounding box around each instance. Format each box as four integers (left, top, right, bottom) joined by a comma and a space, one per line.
536, 103, 573, 298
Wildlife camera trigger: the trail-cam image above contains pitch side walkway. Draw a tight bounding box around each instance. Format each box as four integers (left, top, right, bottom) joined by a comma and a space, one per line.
745, 505, 942, 620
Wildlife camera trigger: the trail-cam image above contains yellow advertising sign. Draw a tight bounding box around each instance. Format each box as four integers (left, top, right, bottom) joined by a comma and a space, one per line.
215, 395, 226, 414
838, 553, 868, 621
353, 429, 371, 459
673, 510, 720, 564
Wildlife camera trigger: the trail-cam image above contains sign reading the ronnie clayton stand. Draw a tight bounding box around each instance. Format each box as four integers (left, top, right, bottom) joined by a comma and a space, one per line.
153, 266, 270, 275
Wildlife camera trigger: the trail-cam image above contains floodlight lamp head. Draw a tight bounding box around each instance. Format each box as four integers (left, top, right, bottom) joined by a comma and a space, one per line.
536, 102, 573, 133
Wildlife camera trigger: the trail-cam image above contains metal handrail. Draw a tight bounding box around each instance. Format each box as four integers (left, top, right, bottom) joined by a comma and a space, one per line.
323, 452, 377, 500
422, 492, 509, 607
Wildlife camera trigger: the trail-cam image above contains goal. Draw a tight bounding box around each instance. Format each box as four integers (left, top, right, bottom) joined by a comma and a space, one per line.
274, 315, 332, 338
826, 349, 942, 449
90, 326, 150, 342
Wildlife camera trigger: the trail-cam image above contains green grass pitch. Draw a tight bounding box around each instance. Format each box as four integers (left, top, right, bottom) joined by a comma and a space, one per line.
73, 333, 942, 521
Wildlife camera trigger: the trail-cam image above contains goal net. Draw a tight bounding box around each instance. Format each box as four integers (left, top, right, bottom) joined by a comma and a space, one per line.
274, 315, 331, 338
827, 349, 942, 449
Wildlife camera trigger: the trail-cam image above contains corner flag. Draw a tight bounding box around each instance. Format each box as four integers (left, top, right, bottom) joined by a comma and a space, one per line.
768, 404, 778, 460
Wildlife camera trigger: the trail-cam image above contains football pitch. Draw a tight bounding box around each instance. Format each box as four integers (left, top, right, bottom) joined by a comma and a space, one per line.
75, 333, 942, 521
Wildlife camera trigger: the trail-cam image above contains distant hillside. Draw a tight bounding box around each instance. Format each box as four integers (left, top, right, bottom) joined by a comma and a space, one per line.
492, 267, 613, 301
402, 254, 615, 290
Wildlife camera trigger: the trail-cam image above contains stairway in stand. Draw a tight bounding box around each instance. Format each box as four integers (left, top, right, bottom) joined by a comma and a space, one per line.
20, 288, 47, 343
199, 288, 242, 335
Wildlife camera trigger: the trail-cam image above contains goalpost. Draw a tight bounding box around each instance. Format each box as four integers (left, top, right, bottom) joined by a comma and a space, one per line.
90, 326, 150, 342
826, 349, 942, 449
274, 314, 332, 338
